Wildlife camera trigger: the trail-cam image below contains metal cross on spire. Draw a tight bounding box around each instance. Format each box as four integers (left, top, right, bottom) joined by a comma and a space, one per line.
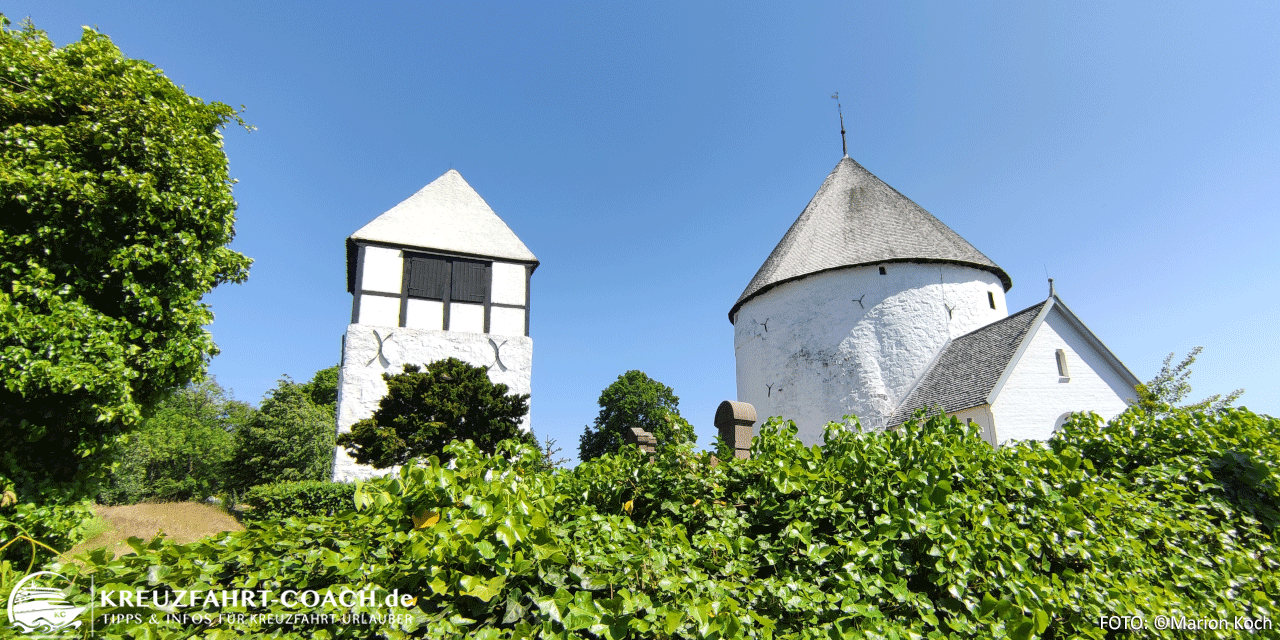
831, 92, 847, 157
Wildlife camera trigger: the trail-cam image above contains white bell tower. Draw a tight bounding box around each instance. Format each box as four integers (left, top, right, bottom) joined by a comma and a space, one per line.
334, 170, 537, 480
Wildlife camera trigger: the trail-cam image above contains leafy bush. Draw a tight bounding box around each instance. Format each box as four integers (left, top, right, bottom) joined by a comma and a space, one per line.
338, 359, 531, 468
36, 408, 1280, 638
240, 481, 356, 524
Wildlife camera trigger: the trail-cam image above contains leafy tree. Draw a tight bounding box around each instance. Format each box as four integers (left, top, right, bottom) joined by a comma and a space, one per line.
226, 373, 335, 491
578, 370, 695, 461
299, 365, 339, 407
0, 18, 252, 501
97, 377, 252, 504
1135, 346, 1243, 416
337, 359, 531, 468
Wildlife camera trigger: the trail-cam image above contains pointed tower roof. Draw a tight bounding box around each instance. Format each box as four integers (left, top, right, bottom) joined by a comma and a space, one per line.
729, 157, 1011, 322
350, 169, 538, 262
346, 170, 537, 293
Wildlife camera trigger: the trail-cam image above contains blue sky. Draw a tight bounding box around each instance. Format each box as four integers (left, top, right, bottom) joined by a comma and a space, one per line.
11, 2, 1278, 462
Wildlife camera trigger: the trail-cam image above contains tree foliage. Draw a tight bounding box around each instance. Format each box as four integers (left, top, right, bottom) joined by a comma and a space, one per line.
21, 405, 1278, 638
300, 364, 340, 407
0, 17, 252, 501
579, 370, 694, 461
226, 374, 335, 491
97, 377, 250, 504
338, 359, 531, 468
1135, 346, 1243, 416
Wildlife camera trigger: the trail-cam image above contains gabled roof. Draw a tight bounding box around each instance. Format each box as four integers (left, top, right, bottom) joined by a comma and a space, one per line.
888, 296, 1141, 426
730, 156, 1011, 323
350, 169, 537, 262
346, 170, 537, 292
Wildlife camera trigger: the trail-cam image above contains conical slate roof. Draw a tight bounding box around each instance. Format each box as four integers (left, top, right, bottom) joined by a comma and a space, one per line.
729, 157, 1011, 322
349, 169, 537, 263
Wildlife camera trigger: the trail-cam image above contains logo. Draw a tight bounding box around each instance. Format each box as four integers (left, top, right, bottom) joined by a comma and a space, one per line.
6, 571, 85, 634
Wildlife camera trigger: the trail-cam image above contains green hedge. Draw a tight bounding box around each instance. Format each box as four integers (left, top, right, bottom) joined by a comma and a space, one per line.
239, 480, 356, 524
25, 407, 1280, 638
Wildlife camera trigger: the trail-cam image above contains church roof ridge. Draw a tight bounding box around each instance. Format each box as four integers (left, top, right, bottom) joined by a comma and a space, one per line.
729, 156, 1011, 323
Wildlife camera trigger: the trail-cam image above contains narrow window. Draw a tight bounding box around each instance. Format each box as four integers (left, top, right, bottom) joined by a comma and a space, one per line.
1056, 349, 1070, 378
878, 266, 886, 275
988, 291, 996, 309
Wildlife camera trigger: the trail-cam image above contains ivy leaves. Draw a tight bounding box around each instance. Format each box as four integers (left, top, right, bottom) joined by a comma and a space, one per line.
21, 407, 1279, 638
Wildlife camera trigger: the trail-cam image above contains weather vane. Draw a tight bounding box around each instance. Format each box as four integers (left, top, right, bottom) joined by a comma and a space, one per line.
831, 91, 847, 156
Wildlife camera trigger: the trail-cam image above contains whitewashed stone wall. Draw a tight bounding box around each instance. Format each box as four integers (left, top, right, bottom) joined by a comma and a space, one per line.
990, 307, 1135, 442
734, 262, 1007, 444
333, 324, 533, 481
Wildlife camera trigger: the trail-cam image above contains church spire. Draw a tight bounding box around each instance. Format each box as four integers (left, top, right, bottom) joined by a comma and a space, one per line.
832, 92, 847, 157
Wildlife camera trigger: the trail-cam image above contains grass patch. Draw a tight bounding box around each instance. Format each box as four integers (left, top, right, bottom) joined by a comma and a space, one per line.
62, 502, 244, 561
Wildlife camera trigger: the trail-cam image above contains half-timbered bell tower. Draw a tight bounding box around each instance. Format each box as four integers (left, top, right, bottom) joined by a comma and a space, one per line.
334, 169, 537, 480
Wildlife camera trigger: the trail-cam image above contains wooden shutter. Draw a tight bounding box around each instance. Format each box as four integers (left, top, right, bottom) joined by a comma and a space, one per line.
407, 257, 448, 300
451, 260, 488, 303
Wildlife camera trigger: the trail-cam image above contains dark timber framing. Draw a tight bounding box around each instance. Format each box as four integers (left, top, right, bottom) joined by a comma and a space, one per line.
398, 254, 411, 328
441, 260, 453, 330
482, 263, 492, 333
524, 264, 532, 337
350, 241, 532, 335
351, 245, 368, 323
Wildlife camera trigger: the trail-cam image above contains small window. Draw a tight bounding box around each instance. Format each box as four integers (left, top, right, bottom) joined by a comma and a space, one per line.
1056, 349, 1070, 378
878, 266, 887, 275
987, 291, 996, 309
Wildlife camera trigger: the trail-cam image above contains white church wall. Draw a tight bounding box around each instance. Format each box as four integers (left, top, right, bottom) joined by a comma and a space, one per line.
360, 246, 404, 294
734, 262, 1006, 443
490, 262, 527, 306
357, 295, 400, 326
449, 303, 485, 333
951, 405, 996, 445
405, 299, 444, 330
489, 306, 526, 337
333, 324, 533, 481
991, 307, 1136, 442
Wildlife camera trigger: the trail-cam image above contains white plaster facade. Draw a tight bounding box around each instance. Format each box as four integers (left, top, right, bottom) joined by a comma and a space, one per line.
734, 262, 1007, 441
988, 304, 1137, 442
333, 326, 533, 481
